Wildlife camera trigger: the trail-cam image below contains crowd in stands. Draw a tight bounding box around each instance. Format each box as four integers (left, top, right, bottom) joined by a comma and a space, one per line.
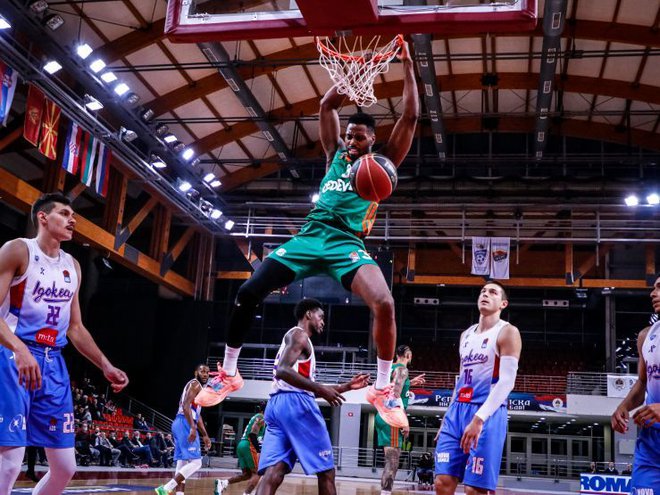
69, 377, 175, 469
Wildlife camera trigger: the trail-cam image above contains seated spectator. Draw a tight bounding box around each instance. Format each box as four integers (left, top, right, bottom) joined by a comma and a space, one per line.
125, 430, 154, 466
75, 424, 99, 465
81, 406, 92, 423
417, 451, 434, 488
605, 461, 619, 475
148, 432, 171, 468
588, 461, 597, 473
95, 431, 120, 466
110, 431, 137, 467
134, 413, 149, 432
621, 463, 632, 475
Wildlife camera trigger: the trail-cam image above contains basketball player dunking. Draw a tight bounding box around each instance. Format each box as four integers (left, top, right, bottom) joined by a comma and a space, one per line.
255, 298, 369, 495
434, 282, 521, 495
197, 42, 419, 430
0, 193, 129, 495
156, 364, 211, 495
611, 275, 660, 493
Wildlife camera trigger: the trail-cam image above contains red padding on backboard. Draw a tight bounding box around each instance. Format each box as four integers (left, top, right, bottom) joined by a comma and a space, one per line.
296, 0, 378, 29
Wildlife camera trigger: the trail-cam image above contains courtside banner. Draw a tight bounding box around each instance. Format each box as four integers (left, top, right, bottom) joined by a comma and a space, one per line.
579, 474, 630, 495
409, 388, 567, 412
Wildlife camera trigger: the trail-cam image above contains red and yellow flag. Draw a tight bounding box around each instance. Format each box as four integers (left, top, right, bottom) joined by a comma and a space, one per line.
38, 99, 61, 160
23, 85, 45, 146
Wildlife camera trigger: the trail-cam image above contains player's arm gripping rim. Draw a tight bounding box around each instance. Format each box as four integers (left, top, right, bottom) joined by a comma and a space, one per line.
67, 258, 129, 393
460, 323, 522, 454
612, 327, 652, 431
379, 40, 419, 168
275, 328, 369, 406
0, 240, 42, 390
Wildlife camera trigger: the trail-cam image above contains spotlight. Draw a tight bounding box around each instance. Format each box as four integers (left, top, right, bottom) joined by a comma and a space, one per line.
203, 173, 215, 183
190, 158, 200, 167
210, 209, 222, 220
43, 13, 64, 31
119, 126, 137, 142
124, 92, 140, 105
140, 108, 154, 123
89, 58, 106, 73
0, 16, 11, 30
29, 1, 49, 13
178, 181, 192, 192
186, 188, 200, 202
100, 71, 117, 83
150, 155, 166, 169
625, 194, 639, 207
210, 180, 221, 188
163, 134, 177, 144
43, 60, 62, 74
181, 148, 194, 161
647, 193, 659, 205
200, 200, 212, 213
76, 43, 93, 59
84, 94, 103, 111
154, 123, 169, 136
172, 142, 185, 153
224, 219, 235, 231
311, 193, 319, 203
113, 82, 129, 96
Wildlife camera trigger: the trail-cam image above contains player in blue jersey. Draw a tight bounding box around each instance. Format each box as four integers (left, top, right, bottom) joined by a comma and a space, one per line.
434, 282, 521, 495
156, 364, 211, 495
611, 274, 660, 494
256, 298, 370, 495
198, 41, 419, 431
0, 192, 128, 495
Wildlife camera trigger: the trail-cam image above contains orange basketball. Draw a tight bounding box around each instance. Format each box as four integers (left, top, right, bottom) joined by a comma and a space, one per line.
349, 153, 398, 203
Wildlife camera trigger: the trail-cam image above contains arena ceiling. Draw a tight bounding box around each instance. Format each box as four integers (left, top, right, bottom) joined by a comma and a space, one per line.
1, 0, 659, 241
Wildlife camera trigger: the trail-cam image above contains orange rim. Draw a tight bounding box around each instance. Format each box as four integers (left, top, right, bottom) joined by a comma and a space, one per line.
316, 34, 404, 64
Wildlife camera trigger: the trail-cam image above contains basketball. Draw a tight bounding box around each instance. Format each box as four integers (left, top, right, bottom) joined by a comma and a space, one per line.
349, 153, 398, 203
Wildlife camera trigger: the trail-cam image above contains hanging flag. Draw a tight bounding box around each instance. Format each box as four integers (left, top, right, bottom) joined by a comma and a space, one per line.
94, 142, 111, 197
23, 85, 45, 146
471, 237, 491, 276
0, 61, 19, 127
490, 237, 511, 280
79, 131, 99, 186
38, 99, 61, 160
61, 121, 83, 175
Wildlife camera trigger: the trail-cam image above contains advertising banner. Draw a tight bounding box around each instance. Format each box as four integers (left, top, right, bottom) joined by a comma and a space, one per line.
409, 388, 566, 413
579, 474, 630, 495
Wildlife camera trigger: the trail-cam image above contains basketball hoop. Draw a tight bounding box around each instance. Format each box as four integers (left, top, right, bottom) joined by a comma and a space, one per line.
316, 34, 404, 108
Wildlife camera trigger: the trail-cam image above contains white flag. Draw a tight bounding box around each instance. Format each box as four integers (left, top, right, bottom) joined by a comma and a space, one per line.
471, 237, 490, 276
490, 237, 510, 280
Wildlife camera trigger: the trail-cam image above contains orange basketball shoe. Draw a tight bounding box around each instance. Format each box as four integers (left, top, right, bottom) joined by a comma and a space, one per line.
196, 367, 244, 407
366, 385, 409, 428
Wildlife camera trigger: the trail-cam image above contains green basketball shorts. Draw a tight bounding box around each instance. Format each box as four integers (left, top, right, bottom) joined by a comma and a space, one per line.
375, 413, 404, 449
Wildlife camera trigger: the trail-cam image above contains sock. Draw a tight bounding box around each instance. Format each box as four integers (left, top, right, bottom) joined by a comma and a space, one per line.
176, 492, 184, 495
223, 345, 241, 376
165, 480, 178, 492
381, 491, 392, 495
376, 358, 393, 390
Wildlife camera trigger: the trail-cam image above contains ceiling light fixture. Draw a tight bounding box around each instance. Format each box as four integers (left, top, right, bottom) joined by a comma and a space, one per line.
181, 148, 194, 161
89, 58, 106, 73
43, 60, 62, 74
150, 155, 166, 169
210, 179, 221, 188
203, 173, 215, 183
624, 194, 639, 207
178, 181, 192, 192
647, 193, 659, 205
124, 92, 140, 105
163, 134, 177, 144
0, 16, 11, 30
119, 126, 137, 142
224, 220, 235, 231
76, 43, 93, 59
113, 82, 129, 96
210, 209, 222, 220
83, 94, 103, 111
154, 124, 169, 136
43, 13, 64, 31
172, 142, 185, 153
100, 71, 117, 83
29, 1, 49, 13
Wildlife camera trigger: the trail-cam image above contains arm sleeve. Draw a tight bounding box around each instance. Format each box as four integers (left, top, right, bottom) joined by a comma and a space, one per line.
475, 356, 518, 422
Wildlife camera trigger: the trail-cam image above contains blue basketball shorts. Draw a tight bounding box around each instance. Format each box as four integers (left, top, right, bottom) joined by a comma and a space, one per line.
258, 392, 334, 476
0, 344, 74, 448
631, 426, 660, 494
172, 414, 201, 461
434, 401, 507, 492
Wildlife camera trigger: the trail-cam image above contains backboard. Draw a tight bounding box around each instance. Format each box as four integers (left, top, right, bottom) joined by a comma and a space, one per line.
165, 0, 538, 43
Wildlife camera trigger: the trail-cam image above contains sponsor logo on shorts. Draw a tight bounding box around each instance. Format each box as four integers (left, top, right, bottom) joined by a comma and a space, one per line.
187, 446, 197, 452
276, 248, 286, 257
318, 449, 332, 459
9, 414, 25, 433
49, 417, 58, 432
436, 452, 450, 463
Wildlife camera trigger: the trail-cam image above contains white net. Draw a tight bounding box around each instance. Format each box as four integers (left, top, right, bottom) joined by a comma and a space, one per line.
316, 35, 403, 108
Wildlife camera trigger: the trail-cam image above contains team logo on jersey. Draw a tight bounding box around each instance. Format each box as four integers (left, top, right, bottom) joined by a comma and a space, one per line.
35, 255, 39, 262
349, 251, 360, 263
481, 338, 489, 349
63, 270, 71, 283
8, 414, 25, 433
276, 248, 286, 257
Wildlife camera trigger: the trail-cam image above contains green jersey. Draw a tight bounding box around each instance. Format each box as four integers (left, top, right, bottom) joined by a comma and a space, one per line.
306, 149, 378, 237
241, 413, 265, 441
391, 363, 410, 408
